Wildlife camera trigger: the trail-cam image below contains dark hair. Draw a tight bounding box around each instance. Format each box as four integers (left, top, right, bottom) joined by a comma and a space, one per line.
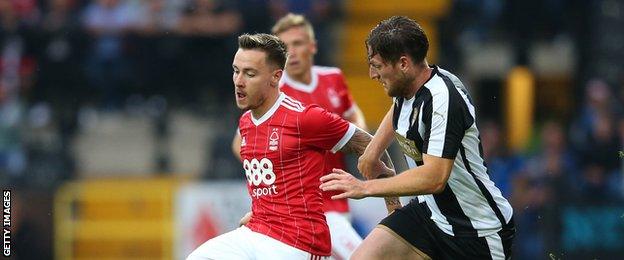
238, 33, 288, 70
365, 16, 429, 64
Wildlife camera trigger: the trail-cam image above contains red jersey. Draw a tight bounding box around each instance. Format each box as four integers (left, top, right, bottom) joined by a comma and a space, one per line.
279, 66, 356, 213
238, 93, 355, 256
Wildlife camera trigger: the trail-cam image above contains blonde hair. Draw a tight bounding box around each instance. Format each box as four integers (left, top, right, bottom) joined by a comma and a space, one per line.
271, 13, 315, 41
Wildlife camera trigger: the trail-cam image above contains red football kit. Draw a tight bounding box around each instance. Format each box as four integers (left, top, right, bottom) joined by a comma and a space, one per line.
238, 93, 355, 256
279, 66, 356, 213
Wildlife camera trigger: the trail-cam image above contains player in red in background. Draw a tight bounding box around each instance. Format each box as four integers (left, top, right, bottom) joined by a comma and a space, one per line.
188, 34, 400, 260
232, 14, 368, 260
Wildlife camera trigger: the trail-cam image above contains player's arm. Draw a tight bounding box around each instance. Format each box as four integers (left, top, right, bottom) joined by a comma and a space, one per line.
339, 127, 394, 178
374, 154, 453, 195
232, 131, 242, 162
325, 89, 462, 198
357, 107, 395, 179
339, 127, 402, 212
321, 154, 453, 199
239, 211, 252, 226
343, 104, 368, 131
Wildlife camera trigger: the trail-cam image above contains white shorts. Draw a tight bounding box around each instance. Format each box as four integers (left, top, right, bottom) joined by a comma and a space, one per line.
325, 212, 363, 260
187, 226, 328, 260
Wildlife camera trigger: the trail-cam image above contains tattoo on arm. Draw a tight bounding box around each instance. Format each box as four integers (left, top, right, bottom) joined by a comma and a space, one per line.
377, 173, 402, 213
383, 197, 402, 212
341, 127, 402, 212
341, 128, 395, 173
339, 128, 372, 156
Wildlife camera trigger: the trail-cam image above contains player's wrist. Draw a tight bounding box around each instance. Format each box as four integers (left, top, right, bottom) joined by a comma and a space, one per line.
362, 180, 375, 197
378, 168, 396, 178
361, 148, 382, 162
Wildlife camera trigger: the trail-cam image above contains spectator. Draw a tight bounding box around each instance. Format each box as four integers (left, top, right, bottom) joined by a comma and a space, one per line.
570, 79, 616, 153
480, 119, 524, 197
525, 121, 579, 201
82, 0, 137, 109
237, 0, 272, 34
0, 0, 37, 182
129, 0, 185, 100
176, 0, 242, 110
29, 0, 88, 181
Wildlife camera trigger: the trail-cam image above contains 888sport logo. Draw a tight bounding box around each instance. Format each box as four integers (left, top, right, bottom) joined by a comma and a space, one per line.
244, 158, 278, 198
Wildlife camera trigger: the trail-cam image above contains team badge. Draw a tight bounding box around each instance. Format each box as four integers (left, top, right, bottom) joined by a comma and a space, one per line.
269, 128, 279, 151
328, 88, 341, 108
394, 132, 422, 162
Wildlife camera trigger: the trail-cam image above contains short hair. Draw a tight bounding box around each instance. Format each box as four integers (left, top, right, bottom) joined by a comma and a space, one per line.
365, 16, 429, 64
238, 33, 288, 70
271, 13, 315, 41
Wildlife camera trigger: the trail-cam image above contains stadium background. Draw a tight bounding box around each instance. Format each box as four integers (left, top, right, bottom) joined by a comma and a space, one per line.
0, 0, 623, 259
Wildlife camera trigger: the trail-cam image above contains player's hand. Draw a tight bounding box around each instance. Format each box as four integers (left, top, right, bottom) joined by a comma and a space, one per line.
239, 211, 252, 226
357, 152, 393, 180
320, 168, 369, 200
357, 150, 378, 179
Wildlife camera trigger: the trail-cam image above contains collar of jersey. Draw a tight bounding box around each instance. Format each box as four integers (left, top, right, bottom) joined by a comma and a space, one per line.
279, 68, 318, 93
251, 92, 286, 126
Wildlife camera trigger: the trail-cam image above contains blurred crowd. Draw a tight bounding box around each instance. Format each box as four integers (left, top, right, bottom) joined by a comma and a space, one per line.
445, 0, 624, 258
0, 0, 622, 259
0, 0, 344, 186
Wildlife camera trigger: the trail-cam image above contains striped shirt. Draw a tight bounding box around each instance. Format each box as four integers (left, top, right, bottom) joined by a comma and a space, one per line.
392, 65, 513, 237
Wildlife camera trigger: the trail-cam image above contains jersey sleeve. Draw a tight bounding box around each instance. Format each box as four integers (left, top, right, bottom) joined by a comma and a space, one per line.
422, 88, 466, 159
300, 105, 356, 153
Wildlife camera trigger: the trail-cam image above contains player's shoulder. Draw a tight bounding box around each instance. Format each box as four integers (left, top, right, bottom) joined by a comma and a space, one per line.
314, 66, 348, 89
237, 110, 253, 128
278, 78, 291, 89
300, 103, 337, 122
280, 96, 326, 117
279, 95, 307, 113
313, 65, 343, 76
238, 110, 253, 122
423, 66, 453, 97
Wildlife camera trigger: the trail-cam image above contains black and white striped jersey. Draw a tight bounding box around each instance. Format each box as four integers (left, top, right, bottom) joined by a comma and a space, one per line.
392, 65, 513, 237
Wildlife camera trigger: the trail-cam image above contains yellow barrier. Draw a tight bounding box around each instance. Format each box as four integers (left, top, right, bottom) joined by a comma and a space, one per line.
505, 66, 535, 151
54, 177, 180, 260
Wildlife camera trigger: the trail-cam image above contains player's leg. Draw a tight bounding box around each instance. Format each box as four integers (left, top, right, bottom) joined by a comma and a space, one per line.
351, 203, 436, 260
186, 226, 253, 260
325, 212, 362, 260
351, 225, 431, 260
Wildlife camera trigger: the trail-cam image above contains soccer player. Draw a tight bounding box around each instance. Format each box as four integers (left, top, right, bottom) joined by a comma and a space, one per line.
233, 13, 367, 259
320, 16, 516, 260
188, 33, 400, 260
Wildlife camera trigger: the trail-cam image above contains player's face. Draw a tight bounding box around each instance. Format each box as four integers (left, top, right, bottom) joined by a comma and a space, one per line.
232, 49, 281, 111
278, 26, 316, 77
368, 54, 411, 97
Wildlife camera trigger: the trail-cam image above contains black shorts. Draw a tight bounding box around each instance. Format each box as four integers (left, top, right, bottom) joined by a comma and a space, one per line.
379, 201, 515, 260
